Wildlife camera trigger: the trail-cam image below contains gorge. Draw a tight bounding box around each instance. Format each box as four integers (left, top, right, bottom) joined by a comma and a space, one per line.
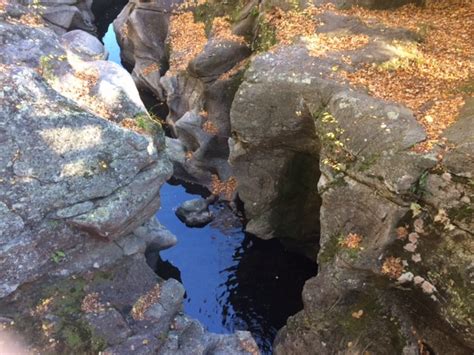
0, 0, 472, 354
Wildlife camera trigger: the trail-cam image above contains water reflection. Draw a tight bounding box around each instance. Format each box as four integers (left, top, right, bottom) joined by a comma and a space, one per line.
156, 182, 316, 353
97, 10, 317, 352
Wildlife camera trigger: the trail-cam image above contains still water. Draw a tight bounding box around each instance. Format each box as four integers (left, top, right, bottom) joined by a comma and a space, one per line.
101, 23, 316, 353
151, 181, 316, 353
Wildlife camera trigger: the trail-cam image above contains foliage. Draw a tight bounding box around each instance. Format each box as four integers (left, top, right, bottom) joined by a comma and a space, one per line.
343, 1, 473, 152
51, 250, 66, 264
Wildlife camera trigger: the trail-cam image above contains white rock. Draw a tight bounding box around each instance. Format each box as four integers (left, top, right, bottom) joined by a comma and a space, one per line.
397, 272, 414, 284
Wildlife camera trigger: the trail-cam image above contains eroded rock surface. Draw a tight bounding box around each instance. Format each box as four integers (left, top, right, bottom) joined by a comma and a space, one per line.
224, 2, 472, 354
0, 255, 259, 354
0, 63, 172, 297
0, 3, 260, 353
114, 0, 255, 187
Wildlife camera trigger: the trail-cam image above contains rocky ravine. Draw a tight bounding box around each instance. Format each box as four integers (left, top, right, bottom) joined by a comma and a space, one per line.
0, 2, 258, 354
113, 0, 473, 354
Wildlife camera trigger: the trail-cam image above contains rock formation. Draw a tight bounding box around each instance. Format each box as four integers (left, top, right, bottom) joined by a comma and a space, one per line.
0, 2, 258, 353
112, 0, 473, 352
114, 0, 256, 187
1, 0, 472, 353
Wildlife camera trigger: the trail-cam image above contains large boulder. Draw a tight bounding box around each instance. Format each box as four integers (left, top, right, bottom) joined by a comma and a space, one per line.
15, 0, 96, 33
0, 20, 148, 122
61, 29, 109, 61
227, 2, 472, 352
113, 0, 184, 98
0, 64, 172, 297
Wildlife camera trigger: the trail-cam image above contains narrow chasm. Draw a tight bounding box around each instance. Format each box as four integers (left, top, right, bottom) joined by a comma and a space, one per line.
94, 9, 318, 354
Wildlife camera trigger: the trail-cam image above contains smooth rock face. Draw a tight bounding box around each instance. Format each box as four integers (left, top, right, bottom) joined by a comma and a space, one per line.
188, 39, 251, 82
113, 0, 183, 97
61, 29, 108, 61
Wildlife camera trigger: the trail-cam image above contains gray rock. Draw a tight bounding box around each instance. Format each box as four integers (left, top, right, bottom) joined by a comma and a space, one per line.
20, 0, 96, 33
131, 217, 178, 251
0, 19, 147, 123
144, 279, 185, 321
188, 39, 251, 83
0, 65, 171, 297
61, 29, 108, 61
85, 308, 132, 346
113, 0, 184, 97
175, 111, 209, 151
176, 199, 213, 227
442, 98, 474, 178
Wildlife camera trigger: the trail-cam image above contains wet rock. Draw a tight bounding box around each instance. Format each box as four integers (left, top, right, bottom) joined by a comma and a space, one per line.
176, 199, 213, 227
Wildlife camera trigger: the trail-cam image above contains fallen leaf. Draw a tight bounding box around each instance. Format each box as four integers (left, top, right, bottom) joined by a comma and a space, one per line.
411, 254, 422, 263
410, 203, 422, 217
352, 310, 364, 319
396, 226, 408, 240
404, 242, 417, 253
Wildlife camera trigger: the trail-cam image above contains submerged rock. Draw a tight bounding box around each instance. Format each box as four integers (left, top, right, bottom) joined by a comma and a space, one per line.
176, 198, 214, 227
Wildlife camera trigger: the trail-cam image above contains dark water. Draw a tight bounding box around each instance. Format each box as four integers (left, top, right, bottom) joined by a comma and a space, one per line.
151, 181, 316, 353
100, 20, 317, 353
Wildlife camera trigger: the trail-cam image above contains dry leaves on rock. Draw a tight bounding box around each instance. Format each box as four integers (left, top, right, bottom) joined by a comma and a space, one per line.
396, 226, 408, 240
342, 1, 473, 152
202, 120, 219, 135
211, 175, 237, 200
381, 256, 404, 279
211, 17, 245, 44
168, 12, 207, 74
351, 309, 364, 319
339, 232, 363, 249
81, 292, 106, 314
131, 284, 161, 321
